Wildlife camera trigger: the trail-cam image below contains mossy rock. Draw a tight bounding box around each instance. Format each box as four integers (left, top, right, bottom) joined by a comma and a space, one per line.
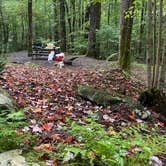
0, 88, 18, 116
139, 88, 166, 117
0, 150, 40, 166
77, 85, 123, 107
77, 85, 150, 120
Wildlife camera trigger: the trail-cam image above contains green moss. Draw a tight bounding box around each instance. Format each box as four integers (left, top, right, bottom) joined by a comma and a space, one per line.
23, 150, 46, 166
77, 85, 123, 106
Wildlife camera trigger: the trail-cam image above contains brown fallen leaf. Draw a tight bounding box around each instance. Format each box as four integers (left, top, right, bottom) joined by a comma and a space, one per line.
31, 107, 42, 113
42, 123, 53, 131
128, 112, 135, 121
54, 114, 63, 120
16, 129, 24, 136
64, 136, 73, 143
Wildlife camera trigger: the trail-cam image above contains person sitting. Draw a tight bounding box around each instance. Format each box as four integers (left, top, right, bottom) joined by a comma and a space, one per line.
46, 43, 55, 62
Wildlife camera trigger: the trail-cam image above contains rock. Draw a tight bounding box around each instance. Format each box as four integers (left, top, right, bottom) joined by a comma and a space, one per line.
0, 150, 40, 166
77, 85, 151, 120
0, 149, 28, 166
0, 88, 17, 115
77, 85, 123, 107
149, 156, 162, 166
134, 108, 151, 120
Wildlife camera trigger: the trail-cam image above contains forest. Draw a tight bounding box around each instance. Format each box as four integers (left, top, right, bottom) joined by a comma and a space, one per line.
0, 0, 166, 166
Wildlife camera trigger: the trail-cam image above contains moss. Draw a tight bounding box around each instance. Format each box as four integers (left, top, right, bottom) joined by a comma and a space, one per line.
77, 85, 123, 107
23, 150, 46, 166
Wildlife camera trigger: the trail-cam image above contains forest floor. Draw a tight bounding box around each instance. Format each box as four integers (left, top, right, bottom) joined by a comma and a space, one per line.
6, 51, 147, 83
0, 51, 165, 165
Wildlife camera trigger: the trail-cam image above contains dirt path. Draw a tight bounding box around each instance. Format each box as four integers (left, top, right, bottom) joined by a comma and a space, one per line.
6, 51, 147, 83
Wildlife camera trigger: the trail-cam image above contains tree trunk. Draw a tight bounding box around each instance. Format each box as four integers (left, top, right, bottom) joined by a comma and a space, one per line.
118, 0, 135, 71
84, 3, 90, 39
53, 0, 59, 42
154, 0, 163, 88
65, 0, 73, 49
159, 34, 166, 89
107, 2, 111, 25
59, 0, 66, 52
87, 2, 101, 58
146, 0, 153, 88
152, 0, 157, 87
138, 0, 146, 57
71, 0, 75, 46
0, 3, 9, 53
28, 0, 32, 57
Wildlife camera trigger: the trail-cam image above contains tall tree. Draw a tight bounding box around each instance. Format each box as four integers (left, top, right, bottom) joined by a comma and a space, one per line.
28, 0, 32, 57
59, 0, 66, 52
159, 35, 166, 89
87, 1, 101, 58
146, 0, 153, 88
118, 0, 135, 71
53, 0, 59, 42
154, 0, 163, 88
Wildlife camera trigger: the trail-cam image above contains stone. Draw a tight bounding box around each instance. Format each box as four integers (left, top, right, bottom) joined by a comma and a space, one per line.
77, 85, 123, 107
0, 88, 17, 115
0, 150, 40, 166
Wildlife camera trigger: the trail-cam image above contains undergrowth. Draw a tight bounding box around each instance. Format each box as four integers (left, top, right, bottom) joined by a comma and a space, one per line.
0, 110, 166, 166
54, 118, 166, 166
0, 110, 36, 153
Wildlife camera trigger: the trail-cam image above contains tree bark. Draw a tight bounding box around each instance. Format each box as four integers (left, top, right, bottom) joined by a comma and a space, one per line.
152, 0, 157, 87
118, 0, 135, 71
53, 0, 59, 42
65, 0, 73, 49
107, 2, 111, 25
146, 0, 153, 88
138, 0, 146, 57
59, 0, 66, 52
154, 0, 163, 88
159, 34, 166, 89
28, 0, 32, 57
87, 2, 101, 58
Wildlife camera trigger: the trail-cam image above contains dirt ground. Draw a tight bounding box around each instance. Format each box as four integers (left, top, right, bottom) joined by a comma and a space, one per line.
6, 51, 147, 84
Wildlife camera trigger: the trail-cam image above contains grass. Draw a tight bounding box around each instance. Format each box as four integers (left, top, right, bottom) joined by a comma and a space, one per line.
133, 62, 146, 70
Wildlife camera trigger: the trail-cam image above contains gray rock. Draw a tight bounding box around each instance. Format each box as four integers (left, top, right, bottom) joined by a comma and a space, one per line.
0, 150, 28, 166
0, 150, 40, 166
0, 88, 17, 115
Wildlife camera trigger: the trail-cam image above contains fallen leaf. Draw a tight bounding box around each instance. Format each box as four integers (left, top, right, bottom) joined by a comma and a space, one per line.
31, 124, 42, 133
31, 107, 42, 113
158, 121, 165, 127
42, 123, 53, 131
64, 136, 73, 143
46, 160, 59, 166
16, 129, 24, 136
54, 114, 63, 120
128, 112, 135, 121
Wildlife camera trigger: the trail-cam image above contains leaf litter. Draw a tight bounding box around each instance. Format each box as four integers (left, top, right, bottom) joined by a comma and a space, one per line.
0, 64, 165, 164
